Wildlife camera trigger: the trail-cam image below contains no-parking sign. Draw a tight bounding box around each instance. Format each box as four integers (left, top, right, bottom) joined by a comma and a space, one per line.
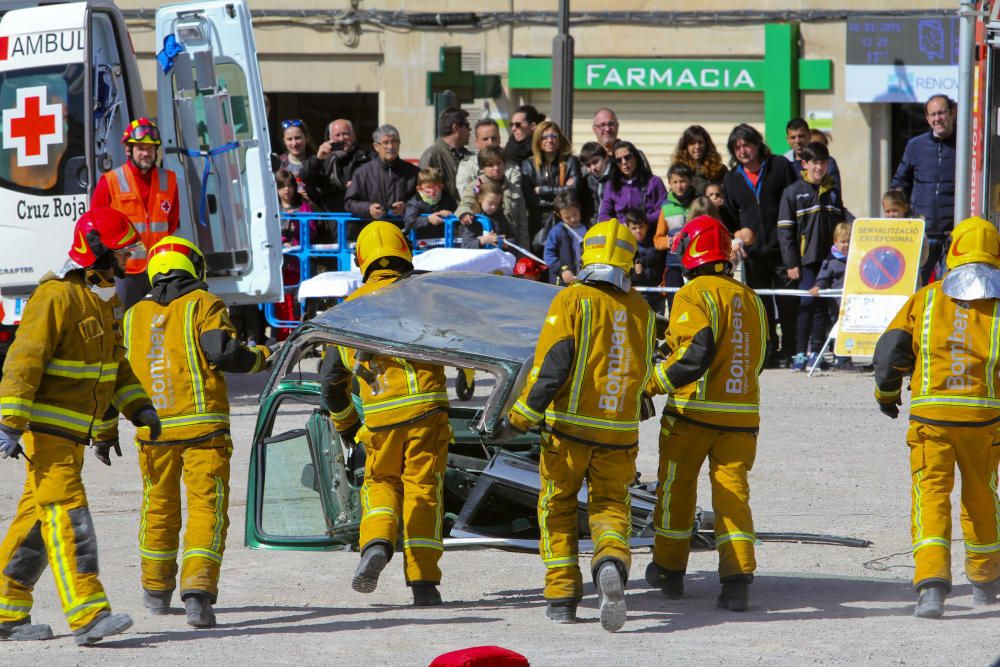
836, 218, 924, 358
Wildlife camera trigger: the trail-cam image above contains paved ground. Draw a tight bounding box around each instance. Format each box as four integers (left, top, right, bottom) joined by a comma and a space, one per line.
1, 366, 999, 665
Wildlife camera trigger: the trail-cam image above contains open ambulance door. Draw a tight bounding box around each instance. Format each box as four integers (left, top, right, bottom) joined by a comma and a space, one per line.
0, 1, 143, 313
155, 0, 281, 305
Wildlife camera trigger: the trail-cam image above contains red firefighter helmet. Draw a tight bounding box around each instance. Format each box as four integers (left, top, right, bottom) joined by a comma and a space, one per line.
68, 207, 143, 268
673, 215, 732, 271
513, 257, 544, 279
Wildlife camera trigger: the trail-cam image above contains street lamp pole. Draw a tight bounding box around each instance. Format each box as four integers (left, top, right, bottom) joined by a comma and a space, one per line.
552, 0, 574, 141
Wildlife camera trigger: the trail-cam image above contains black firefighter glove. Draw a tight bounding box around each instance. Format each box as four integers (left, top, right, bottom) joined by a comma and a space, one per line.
338, 420, 362, 446
133, 406, 162, 441
92, 439, 122, 466
877, 396, 901, 420
640, 393, 656, 421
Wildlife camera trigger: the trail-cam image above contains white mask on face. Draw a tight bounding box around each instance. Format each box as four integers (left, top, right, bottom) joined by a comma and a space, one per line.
89, 284, 118, 302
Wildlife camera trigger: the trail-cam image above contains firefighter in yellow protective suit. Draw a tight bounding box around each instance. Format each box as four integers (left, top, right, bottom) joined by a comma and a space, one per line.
505, 220, 656, 632
318, 221, 452, 607
122, 236, 270, 628
0, 208, 161, 645
873, 216, 1000, 619
643, 215, 768, 613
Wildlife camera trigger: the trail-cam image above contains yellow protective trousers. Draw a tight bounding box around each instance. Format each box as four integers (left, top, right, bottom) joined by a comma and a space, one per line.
138, 434, 232, 602
359, 410, 451, 584
652, 416, 757, 579
0, 432, 111, 631
537, 431, 638, 603
907, 421, 1000, 591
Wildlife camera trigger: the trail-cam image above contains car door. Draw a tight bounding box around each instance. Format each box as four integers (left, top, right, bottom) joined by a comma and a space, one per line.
245, 381, 363, 550
155, 0, 281, 305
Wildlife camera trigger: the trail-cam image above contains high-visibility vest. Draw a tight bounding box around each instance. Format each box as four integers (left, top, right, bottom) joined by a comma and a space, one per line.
105, 165, 178, 274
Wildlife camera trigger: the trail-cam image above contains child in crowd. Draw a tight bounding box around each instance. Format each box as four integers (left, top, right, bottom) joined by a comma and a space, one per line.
625, 209, 666, 314
777, 141, 853, 371
580, 141, 610, 225
273, 169, 316, 340
654, 163, 697, 305
543, 191, 588, 285
461, 179, 515, 249
882, 189, 913, 218
405, 167, 456, 242
458, 145, 528, 246
810, 221, 852, 369
704, 181, 725, 210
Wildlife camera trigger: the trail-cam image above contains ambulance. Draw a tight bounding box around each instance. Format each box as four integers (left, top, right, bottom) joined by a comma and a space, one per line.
0, 0, 280, 368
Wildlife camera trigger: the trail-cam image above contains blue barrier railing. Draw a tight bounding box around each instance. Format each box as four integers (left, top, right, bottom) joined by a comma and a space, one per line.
265, 213, 498, 330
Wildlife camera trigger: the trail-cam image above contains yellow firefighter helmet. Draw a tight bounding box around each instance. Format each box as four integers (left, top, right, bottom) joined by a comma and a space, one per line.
946, 216, 1000, 270
146, 235, 206, 283
354, 221, 412, 275
580, 219, 637, 273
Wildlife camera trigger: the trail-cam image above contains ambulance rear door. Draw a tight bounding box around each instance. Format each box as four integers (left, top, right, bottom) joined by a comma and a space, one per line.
0, 1, 143, 319
155, 0, 281, 306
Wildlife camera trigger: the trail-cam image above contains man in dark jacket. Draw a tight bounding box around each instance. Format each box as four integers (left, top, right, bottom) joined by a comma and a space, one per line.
419, 107, 470, 201
345, 124, 419, 221
891, 94, 957, 283
722, 123, 797, 366
300, 119, 371, 212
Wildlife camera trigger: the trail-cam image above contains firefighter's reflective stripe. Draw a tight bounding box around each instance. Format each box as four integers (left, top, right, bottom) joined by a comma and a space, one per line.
543, 556, 579, 568
511, 399, 543, 424
140, 546, 178, 561
124, 310, 135, 364
362, 392, 448, 415
652, 364, 675, 394
913, 536, 950, 552
662, 397, 759, 415
65, 593, 110, 625
539, 479, 557, 563
0, 595, 31, 620
715, 530, 755, 546
183, 300, 207, 413
965, 540, 1000, 553
159, 412, 230, 429
43, 503, 102, 623
656, 460, 693, 539
594, 530, 629, 548
910, 396, 1000, 410
29, 403, 95, 433
987, 302, 1000, 398
545, 409, 638, 432
875, 386, 901, 401
919, 289, 934, 396
0, 397, 32, 419
211, 476, 225, 553
94, 416, 118, 433
112, 383, 147, 411
567, 299, 593, 413
182, 547, 222, 565
404, 538, 444, 551
697, 292, 720, 401
330, 404, 355, 421
43, 359, 117, 382
396, 358, 419, 394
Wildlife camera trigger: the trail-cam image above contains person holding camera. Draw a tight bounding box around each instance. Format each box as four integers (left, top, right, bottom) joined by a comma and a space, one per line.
300, 118, 372, 214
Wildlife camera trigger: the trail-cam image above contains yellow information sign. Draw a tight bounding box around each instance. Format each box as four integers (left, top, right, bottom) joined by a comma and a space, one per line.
835, 218, 925, 358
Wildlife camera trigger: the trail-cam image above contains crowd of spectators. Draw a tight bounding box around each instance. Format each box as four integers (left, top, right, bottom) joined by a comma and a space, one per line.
271, 95, 955, 370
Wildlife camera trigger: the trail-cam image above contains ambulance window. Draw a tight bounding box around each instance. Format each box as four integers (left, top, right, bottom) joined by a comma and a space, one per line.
0, 65, 86, 195
170, 61, 253, 172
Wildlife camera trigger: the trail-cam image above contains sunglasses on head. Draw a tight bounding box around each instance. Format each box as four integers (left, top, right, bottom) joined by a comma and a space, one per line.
281, 119, 304, 130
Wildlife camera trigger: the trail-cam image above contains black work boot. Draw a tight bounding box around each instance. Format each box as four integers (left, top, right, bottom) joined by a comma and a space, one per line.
352, 543, 389, 594
645, 561, 684, 598
0, 617, 53, 641
717, 574, 752, 612
184, 594, 216, 628
544, 602, 577, 624
73, 611, 133, 646
143, 589, 173, 615
972, 578, 1000, 605
914, 583, 948, 619
595, 561, 627, 632
411, 582, 442, 607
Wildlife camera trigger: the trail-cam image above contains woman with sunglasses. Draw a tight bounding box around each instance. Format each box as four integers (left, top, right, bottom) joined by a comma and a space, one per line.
278, 119, 317, 201
598, 140, 667, 227
520, 120, 582, 250
671, 125, 728, 195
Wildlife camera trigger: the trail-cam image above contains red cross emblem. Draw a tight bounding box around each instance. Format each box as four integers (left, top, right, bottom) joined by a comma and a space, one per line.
2, 86, 63, 167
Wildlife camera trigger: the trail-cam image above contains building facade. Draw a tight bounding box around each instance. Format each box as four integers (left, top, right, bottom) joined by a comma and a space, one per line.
122, 0, 959, 217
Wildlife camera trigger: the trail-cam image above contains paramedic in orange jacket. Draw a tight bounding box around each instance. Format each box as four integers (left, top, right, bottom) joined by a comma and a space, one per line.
644, 215, 768, 613
506, 219, 657, 632
873, 216, 1000, 619
92, 118, 179, 309
318, 221, 452, 607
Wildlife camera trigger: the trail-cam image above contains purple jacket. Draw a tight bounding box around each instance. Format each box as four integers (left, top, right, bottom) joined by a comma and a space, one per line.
598, 175, 667, 225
